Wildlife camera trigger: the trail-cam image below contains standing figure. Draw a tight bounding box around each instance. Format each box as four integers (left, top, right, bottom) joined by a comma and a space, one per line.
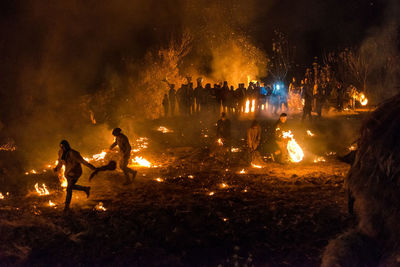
247, 120, 261, 162
54, 140, 95, 211
216, 112, 231, 147
109, 128, 137, 185
302, 78, 313, 121
162, 93, 169, 117
168, 84, 176, 116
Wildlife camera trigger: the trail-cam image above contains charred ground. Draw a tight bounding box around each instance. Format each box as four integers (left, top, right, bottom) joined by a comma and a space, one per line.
0, 113, 365, 266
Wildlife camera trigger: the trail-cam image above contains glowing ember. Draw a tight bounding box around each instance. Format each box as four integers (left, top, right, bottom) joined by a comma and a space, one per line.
239, 169, 246, 174
223, 218, 228, 222
217, 138, 223, 146
35, 183, 50, 196
188, 175, 194, 179
251, 163, 262, 168
313, 156, 326, 163
0, 143, 16, 151
0, 193, 4, 200
208, 191, 215, 196
359, 93, 368, 106
48, 200, 56, 207
157, 126, 173, 133
95, 202, 107, 211
282, 130, 304, 163
131, 156, 152, 167
31, 170, 37, 174
306, 130, 315, 137
220, 183, 229, 189
154, 177, 164, 182
251, 99, 255, 113
231, 147, 240, 152
132, 137, 149, 152
348, 144, 357, 151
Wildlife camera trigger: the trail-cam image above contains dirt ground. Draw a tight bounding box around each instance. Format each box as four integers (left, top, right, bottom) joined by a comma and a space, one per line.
0, 112, 366, 266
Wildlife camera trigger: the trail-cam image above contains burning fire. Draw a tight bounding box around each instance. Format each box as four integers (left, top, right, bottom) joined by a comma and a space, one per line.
59, 165, 68, 188
0, 193, 4, 200
353, 92, 368, 106
154, 177, 164, 182
95, 202, 107, 211
245, 99, 250, 113
251, 99, 255, 113
132, 137, 149, 152
48, 200, 56, 207
231, 147, 240, 153
131, 156, 152, 168
219, 183, 229, 189
157, 126, 173, 133
239, 169, 246, 174
35, 183, 50, 196
208, 191, 215, 196
282, 130, 304, 163
0, 142, 16, 151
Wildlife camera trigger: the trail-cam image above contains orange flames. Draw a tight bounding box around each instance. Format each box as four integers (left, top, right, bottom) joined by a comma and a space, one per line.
130, 156, 152, 168
35, 183, 50, 196
282, 130, 304, 163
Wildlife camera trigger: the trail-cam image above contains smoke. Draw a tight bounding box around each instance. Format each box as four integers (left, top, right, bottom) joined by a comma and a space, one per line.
358, 0, 400, 102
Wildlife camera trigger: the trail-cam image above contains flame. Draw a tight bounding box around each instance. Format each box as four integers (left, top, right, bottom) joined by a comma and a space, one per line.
239, 169, 246, 174
282, 130, 304, 163
313, 156, 326, 163
157, 126, 173, 133
59, 165, 68, 188
208, 191, 215, 196
231, 147, 240, 152
251, 99, 255, 112
306, 130, 315, 137
48, 200, 56, 207
132, 137, 149, 152
0, 193, 4, 200
95, 202, 107, 211
359, 93, 368, 106
35, 183, 50, 196
251, 163, 262, 168
131, 156, 152, 167
217, 138, 223, 146
154, 177, 164, 182
348, 144, 357, 151
245, 99, 250, 113
0, 143, 16, 151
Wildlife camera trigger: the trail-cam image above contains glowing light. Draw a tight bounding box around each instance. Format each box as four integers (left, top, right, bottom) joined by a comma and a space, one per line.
251, 99, 255, 113
231, 147, 240, 153
251, 163, 262, 169
220, 183, 229, 189
48, 200, 56, 207
282, 130, 304, 163
188, 175, 194, 179
154, 177, 164, 182
348, 145, 357, 151
217, 138, 223, 146
306, 130, 315, 137
157, 126, 173, 133
131, 156, 152, 168
208, 191, 215, 196
0, 143, 16, 151
245, 99, 250, 113
95, 202, 107, 211
34, 183, 50, 196
0, 193, 4, 200
59, 165, 68, 188
223, 218, 228, 222
239, 169, 246, 174
313, 157, 326, 163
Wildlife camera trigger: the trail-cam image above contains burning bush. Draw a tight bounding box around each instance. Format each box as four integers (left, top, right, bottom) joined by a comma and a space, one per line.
322, 94, 400, 266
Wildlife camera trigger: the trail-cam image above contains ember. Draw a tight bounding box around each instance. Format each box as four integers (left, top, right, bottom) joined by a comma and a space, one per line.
0, 142, 16, 151
154, 177, 164, 182
251, 163, 262, 169
48, 200, 56, 207
157, 126, 173, 133
239, 169, 246, 174
0, 193, 4, 200
313, 156, 326, 163
306, 130, 315, 137
131, 156, 152, 168
95, 202, 107, 211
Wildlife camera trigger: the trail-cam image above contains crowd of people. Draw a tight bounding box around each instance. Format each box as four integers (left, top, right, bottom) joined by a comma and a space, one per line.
162, 74, 367, 120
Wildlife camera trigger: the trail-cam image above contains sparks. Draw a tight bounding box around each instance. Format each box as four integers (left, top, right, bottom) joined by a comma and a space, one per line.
313, 156, 326, 163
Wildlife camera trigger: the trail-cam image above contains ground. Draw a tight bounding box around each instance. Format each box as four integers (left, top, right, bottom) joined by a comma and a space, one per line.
0, 112, 366, 266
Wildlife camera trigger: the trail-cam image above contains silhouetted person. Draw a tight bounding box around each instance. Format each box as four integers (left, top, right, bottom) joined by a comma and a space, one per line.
162, 93, 169, 117
302, 78, 313, 121
247, 120, 261, 162
168, 84, 176, 116
216, 112, 231, 146
54, 140, 95, 211
109, 128, 137, 185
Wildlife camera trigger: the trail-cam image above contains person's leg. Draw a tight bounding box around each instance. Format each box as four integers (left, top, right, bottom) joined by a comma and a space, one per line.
65, 177, 77, 210
121, 156, 136, 184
